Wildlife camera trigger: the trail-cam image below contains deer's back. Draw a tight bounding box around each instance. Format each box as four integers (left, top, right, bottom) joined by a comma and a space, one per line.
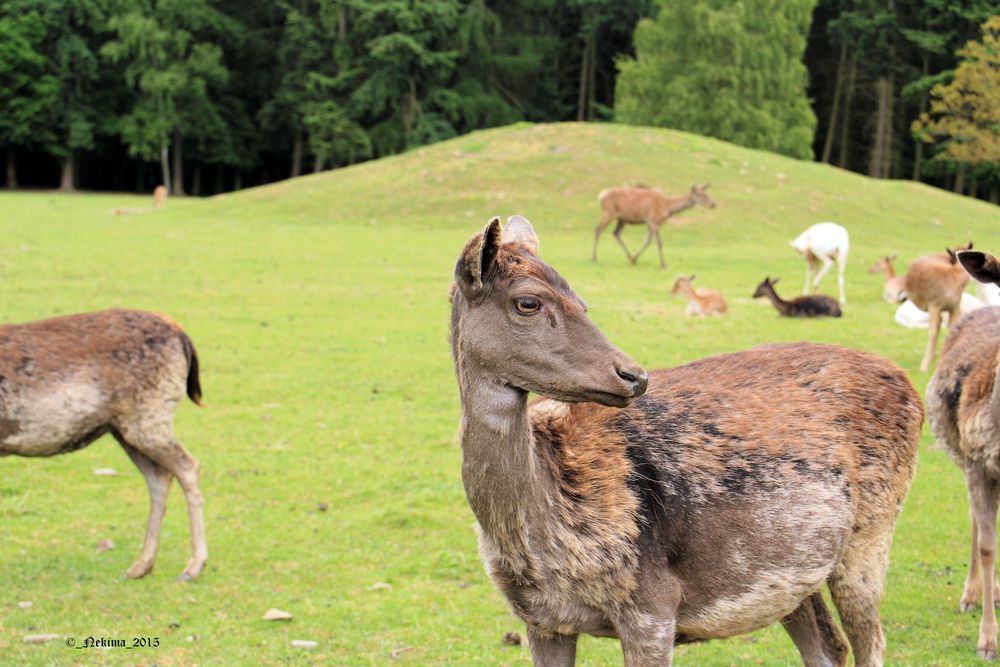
600, 187, 668, 222
787, 294, 842, 317
0, 310, 190, 457
905, 257, 969, 310
928, 306, 1000, 473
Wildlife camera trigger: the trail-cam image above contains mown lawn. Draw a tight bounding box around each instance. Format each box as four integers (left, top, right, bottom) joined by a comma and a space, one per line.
1, 122, 1000, 665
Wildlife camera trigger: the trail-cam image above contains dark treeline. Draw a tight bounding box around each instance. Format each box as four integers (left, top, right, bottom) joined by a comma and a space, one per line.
1, 0, 996, 200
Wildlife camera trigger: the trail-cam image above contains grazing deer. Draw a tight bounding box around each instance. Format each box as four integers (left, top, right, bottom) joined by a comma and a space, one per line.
593, 184, 715, 268
926, 249, 1000, 660
902, 246, 972, 372
790, 222, 850, 304
670, 275, 727, 316
451, 215, 921, 666
753, 277, 842, 318
0, 309, 207, 580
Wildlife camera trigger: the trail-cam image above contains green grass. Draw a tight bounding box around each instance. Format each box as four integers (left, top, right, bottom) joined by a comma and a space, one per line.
1, 122, 999, 665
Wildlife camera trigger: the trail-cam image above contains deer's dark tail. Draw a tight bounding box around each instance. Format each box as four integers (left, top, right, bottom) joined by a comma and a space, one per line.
179, 332, 203, 406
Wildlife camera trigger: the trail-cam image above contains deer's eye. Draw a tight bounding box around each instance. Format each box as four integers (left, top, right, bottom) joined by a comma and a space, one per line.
513, 296, 542, 315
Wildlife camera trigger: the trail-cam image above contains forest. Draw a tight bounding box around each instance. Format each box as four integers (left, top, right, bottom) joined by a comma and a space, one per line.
1, 0, 997, 202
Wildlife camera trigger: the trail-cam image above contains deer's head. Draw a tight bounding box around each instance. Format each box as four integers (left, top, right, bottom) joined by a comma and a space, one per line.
868, 254, 897, 275
670, 275, 695, 296
451, 216, 647, 407
691, 183, 716, 209
753, 277, 779, 298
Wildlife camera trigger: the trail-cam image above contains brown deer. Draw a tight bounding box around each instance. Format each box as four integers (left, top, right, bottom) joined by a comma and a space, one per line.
926, 249, 1000, 660
153, 184, 167, 209
0, 309, 207, 580
868, 255, 906, 303
901, 246, 972, 372
593, 184, 715, 268
451, 215, 921, 666
670, 275, 727, 316
753, 277, 842, 318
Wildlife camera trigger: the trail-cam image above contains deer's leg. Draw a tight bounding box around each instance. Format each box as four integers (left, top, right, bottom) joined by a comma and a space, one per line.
837, 255, 847, 304
653, 226, 666, 269
920, 305, 943, 372
781, 592, 849, 667
593, 214, 615, 262
627, 224, 653, 265
617, 613, 676, 667
963, 510, 983, 612
118, 416, 207, 580
116, 437, 172, 579
803, 260, 814, 294
813, 255, 835, 290
968, 468, 1000, 659
828, 530, 892, 667
612, 220, 636, 264
527, 629, 576, 667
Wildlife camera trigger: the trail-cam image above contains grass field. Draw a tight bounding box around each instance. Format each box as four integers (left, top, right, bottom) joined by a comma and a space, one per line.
2, 122, 1000, 665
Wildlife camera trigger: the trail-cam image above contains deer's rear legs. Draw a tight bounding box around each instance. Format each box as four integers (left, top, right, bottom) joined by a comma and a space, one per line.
117, 438, 172, 579
781, 592, 849, 667
966, 469, 1000, 659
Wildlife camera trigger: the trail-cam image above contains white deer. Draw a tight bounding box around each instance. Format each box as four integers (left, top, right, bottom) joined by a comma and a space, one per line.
790, 222, 849, 304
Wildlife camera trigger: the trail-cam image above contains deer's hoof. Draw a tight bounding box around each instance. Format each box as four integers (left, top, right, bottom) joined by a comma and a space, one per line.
961, 600, 978, 613
124, 561, 154, 579
176, 573, 194, 583
977, 647, 997, 661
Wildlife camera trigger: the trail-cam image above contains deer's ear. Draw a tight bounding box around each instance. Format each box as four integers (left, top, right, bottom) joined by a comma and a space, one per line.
890, 253, 898, 261
455, 217, 502, 298
958, 251, 1000, 285
502, 215, 540, 255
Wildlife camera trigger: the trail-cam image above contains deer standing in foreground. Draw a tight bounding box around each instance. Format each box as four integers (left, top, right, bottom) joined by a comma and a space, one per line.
670, 275, 727, 316
790, 222, 850, 304
593, 184, 715, 268
901, 246, 972, 372
451, 215, 921, 666
926, 249, 1000, 660
753, 277, 842, 318
0, 310, 207, 580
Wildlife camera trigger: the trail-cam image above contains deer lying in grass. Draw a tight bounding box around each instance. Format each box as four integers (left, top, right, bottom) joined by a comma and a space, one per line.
753, 277, 842, 318
902, 246, 972, 372
670, 275, 727, 316
790, 222, 849, 304
451, 215, 921, 666
926, 249, 1000, 660
0, 309, 207, 580
593, 184, 715, 268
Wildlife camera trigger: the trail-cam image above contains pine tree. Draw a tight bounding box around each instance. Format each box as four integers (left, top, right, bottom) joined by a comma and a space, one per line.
616, 0, 817, 159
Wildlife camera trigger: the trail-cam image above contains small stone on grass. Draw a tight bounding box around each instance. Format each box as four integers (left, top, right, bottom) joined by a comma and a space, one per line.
92, 468, 118, 476
502, 631, 522, 646
262, 608, 293, 621
292, 639, 318, 649
24, 634, 60, 644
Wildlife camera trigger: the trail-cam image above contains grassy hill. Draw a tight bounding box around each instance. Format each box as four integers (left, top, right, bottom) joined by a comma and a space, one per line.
1, 122, 999, 665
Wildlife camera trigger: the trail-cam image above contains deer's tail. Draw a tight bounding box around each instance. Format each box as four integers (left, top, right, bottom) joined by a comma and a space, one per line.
179, 332, 203, 406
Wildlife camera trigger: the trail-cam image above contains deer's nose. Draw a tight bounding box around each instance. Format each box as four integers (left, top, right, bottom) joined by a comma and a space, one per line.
615, 364, 648, 397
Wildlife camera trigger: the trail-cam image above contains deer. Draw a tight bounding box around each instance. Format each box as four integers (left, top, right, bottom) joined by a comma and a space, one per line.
868, 255, 906, 303
451, 214, 921, 666
670, 275, 727, 316
752, 277, 842, 318
0, 309, 207, 580
153, 184, 167, 209
790, 222, 849, 304
593, 184, 715, 268
900, 246, 972, 372
926, 248, 1000, 660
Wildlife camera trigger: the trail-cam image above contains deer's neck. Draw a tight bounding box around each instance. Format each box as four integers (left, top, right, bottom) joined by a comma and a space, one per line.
667, 195, 695, 216
679, 282, 699, 303
882, 263, 896, 280
763, 286, 791, 314
456, 360, 550, 569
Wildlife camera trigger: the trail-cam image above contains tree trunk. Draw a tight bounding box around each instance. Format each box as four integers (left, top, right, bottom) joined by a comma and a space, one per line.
883, 74, 895, 178
214, 165, 224, 194
969, 177, 978, 199
291, 128, 303, 179
192, 164, 202, 196
171, 129, 185, 196
912, 55, 929, 180
59, 151, 76, 191
837, 54, 857, 169
989, 186, 998, 205
954, 167, 965, 194
586, 35, 597, 121
6, 148, 17, 189
313, 154, 323, 173
821, 41, 848, 164
160, 144, 171, 195
338, 5, 347, 39
576, 34, 591, 122
869, 78, 890, 178
233, 170, 242, 191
